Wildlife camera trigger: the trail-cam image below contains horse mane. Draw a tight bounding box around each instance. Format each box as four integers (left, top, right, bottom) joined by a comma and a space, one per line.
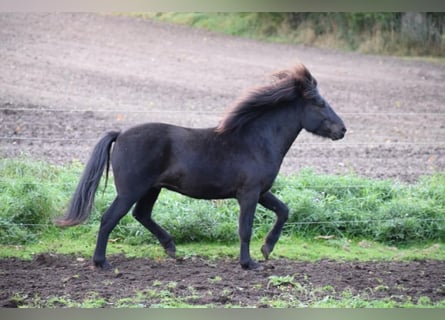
215, 64, 318, 134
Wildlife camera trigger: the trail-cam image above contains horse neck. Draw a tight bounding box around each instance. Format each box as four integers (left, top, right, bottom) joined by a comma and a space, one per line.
248, 103, 303, 158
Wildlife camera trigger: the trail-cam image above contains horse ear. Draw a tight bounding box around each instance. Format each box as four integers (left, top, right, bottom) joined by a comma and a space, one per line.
300, 66, 315, 85
297, 66, 318, 99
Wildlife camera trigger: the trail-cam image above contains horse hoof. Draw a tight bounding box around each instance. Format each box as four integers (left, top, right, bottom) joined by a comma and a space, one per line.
94, 260, 112, 270
163, 240, 177, 259
165, 248, 176, 259
261, 244, 271, 260
241, 260, 263, 271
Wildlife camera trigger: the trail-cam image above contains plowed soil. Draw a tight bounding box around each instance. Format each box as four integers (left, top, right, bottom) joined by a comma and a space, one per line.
1, 254, 444, 307
0, 13, 444, 307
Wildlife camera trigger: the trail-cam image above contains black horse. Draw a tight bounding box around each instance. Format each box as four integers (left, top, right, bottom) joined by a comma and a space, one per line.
55, 64, 346, 270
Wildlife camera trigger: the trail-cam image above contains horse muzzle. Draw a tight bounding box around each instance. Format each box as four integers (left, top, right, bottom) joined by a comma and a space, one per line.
330, 125, 347, 140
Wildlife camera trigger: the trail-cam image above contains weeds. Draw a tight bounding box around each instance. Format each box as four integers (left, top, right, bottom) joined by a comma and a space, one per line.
267, 275, 298, 289
139, 13, 445, 58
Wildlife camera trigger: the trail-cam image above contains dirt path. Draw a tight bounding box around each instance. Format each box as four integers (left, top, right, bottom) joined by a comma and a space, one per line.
0, 13, 444, 307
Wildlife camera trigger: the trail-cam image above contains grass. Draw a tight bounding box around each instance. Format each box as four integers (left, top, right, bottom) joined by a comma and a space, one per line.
1, 157, 444, 248
2, 235, 445, 262
130, 13, 445, 59
12, 292, 445, 308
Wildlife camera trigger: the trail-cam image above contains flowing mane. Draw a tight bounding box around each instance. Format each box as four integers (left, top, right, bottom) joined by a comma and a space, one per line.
215, 64, 318, 134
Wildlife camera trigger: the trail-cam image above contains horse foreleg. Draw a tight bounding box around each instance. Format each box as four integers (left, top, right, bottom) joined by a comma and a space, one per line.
93, 196, 135, 269
132, 188, 176, 258
237, 192, 261, 270
258, 191, 289, 260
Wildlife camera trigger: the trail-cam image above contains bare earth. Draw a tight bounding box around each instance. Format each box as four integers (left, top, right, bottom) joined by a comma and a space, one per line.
1, 253, 444, 307
0, 13, 444, 307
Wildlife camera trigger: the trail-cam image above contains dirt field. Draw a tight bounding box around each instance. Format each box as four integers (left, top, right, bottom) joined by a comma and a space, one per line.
1, 13, 444, 182
0, 13, 444, 307
1, 253, 444, 307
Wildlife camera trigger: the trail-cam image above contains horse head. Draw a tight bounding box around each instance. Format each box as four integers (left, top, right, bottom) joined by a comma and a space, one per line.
295, 66, 346, 140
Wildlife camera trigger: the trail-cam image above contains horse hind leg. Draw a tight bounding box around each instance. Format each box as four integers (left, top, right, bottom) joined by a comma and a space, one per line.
258, 191, 289, 260
132, 188, 176, 258
237, 191, 262, 270
93, 195, 136, 269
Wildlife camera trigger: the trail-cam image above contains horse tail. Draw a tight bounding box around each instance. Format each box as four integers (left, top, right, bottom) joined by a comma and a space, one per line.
54, 130, 121, 227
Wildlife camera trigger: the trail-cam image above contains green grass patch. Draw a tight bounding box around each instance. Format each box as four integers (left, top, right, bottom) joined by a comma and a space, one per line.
1, 158, 444, 252
13, 291, 445, 308
2, 235, 444, 262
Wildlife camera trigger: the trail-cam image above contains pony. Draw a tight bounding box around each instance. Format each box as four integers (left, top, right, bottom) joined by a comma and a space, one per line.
55, 64, 346, 270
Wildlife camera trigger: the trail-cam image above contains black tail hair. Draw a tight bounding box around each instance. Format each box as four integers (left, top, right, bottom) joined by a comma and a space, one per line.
54, 131, 120, 226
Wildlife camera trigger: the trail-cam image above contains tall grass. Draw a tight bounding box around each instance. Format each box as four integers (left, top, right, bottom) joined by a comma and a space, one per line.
0, 158, 444, 245
139, 12, 445, 57
273, 170, 445, 243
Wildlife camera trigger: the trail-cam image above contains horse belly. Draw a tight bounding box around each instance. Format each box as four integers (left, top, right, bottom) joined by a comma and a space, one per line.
158, 166, 237, 200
